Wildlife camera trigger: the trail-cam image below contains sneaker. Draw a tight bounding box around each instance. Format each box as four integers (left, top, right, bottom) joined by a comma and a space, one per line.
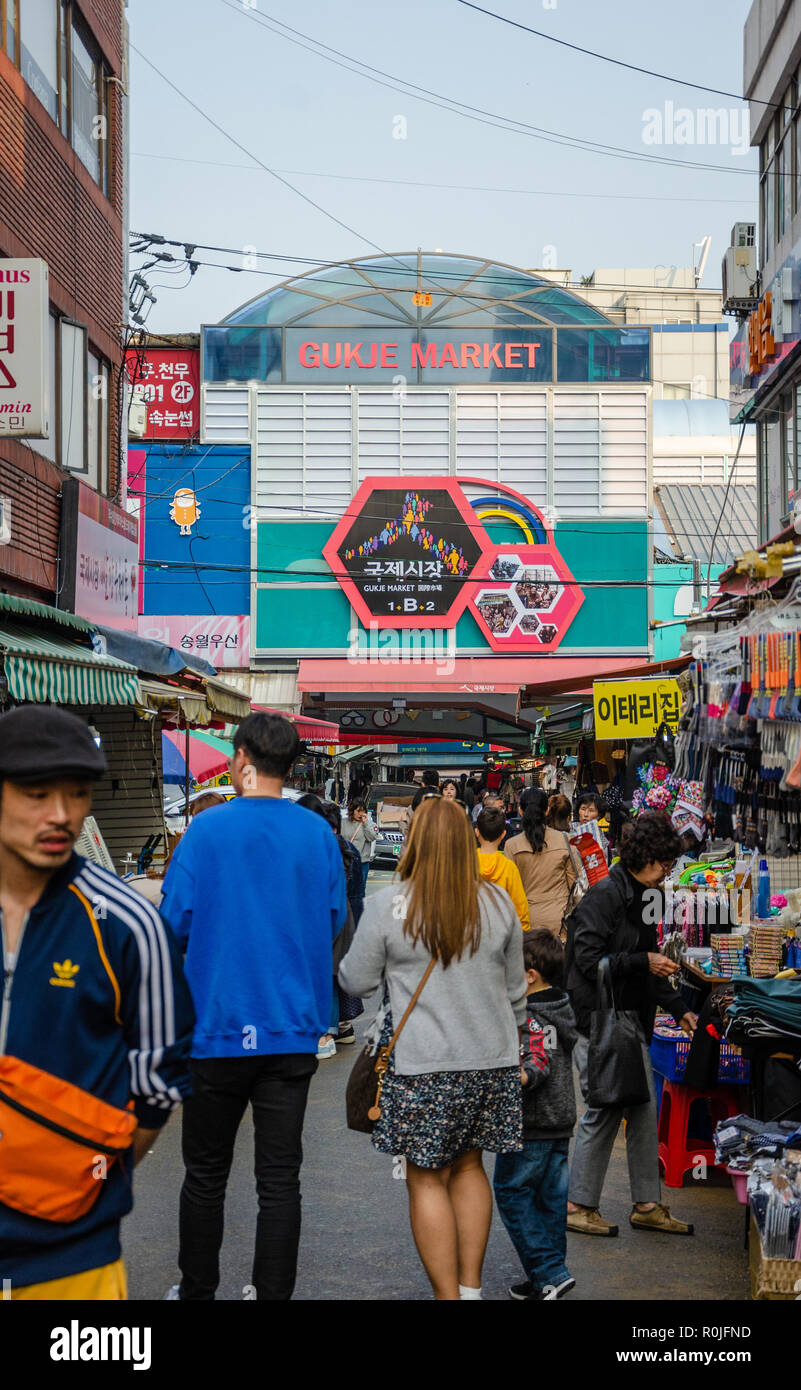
566, 1205, 619, 1237
509, 1280, 540, 1301
630, 1203, 694, 1235
163, 1284, 181, 1301
337, 1023, 356, 1045
540, 1277, 575, 1301
316, 1036, 337, 1060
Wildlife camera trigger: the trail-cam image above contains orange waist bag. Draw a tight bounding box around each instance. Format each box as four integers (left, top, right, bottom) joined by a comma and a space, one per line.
0, 1056, 137, 1223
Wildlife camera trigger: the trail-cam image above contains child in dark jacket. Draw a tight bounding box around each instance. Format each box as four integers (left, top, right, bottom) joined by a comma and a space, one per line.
493, 929, 578, 1301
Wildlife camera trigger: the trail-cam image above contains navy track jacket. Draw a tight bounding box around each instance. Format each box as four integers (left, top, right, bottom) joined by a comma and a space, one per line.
0, 853, 195, 1289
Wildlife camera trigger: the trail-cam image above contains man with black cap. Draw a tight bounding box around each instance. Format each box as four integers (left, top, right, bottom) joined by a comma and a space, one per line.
0, 706, 195, 1300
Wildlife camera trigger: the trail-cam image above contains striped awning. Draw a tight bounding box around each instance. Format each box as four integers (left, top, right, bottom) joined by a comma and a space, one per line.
203, 677, 251, 721
0, 626, 142, 707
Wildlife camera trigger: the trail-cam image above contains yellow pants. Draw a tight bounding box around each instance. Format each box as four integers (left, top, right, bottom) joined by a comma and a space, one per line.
6, 1259, 127, 1300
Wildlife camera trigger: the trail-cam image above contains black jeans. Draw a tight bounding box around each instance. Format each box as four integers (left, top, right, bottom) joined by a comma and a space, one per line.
178, 1054, 317, 1301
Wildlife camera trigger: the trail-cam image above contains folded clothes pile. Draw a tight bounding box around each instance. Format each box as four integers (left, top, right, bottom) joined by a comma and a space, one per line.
748, 1155, 801, 1259
725, 976, 801, 1045
711, 931, 747, 978
714, 1114, 801, 1168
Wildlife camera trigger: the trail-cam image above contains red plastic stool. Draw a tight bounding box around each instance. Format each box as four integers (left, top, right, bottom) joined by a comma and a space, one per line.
657, 1081, 744, 1188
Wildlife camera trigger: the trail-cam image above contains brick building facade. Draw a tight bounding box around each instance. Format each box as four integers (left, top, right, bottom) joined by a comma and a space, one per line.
0, 0, 126, 600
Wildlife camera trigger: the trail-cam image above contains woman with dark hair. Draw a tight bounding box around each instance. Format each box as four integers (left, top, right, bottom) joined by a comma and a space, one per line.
565, 812, 698, 1237
505, 789, 577, 939
339, 797, 527, 1300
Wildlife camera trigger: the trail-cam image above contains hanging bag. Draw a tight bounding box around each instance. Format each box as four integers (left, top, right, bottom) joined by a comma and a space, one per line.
587, 958, 651, 1108
0, 1055, 137, 1223
346, 958, 436, 1133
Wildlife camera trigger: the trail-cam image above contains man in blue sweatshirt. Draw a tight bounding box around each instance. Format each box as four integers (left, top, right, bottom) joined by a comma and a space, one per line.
160, 711, 347, 1301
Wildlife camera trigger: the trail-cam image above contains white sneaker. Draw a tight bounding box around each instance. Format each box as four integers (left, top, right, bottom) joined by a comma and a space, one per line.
163, 1284, 181, 1301
540, 1277, 575, 1301
316, 1036, 337, 1059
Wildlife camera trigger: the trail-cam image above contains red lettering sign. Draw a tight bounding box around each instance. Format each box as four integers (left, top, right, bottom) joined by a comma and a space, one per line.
125, 348, 199, 439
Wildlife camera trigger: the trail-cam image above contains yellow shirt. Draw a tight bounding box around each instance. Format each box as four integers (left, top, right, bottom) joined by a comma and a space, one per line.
477, 849, 531, 931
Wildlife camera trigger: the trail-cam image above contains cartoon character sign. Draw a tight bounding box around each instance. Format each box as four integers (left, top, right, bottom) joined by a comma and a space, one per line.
170, 488, 201, 536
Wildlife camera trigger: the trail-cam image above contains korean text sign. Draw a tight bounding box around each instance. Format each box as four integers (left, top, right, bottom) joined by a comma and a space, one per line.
125, 348, 199, 438
593, 678, 682, 739
0, 259, 49, 437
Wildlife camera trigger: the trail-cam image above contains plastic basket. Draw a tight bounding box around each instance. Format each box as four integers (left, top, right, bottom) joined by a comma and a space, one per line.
649, 1033, 750, 1084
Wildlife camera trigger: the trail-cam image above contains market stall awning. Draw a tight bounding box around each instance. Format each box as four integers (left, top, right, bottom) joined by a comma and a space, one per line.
0, 625, 141, 706
139, 679, 211, 725
252, 705, 340, 742
203, 677, 251, 721
298, 657, 639, 700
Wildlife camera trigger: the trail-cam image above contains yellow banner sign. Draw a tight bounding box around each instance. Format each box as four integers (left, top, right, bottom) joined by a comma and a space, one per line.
593, 678, 682, 739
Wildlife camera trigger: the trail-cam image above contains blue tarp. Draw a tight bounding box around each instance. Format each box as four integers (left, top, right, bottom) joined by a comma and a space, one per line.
91, 625, 216, 678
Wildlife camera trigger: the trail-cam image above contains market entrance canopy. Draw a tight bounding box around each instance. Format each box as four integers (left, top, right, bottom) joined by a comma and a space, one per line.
204, 253, 651, 386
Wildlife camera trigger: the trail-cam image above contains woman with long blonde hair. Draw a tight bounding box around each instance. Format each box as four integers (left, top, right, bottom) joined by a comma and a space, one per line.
339, 796, 527, 1300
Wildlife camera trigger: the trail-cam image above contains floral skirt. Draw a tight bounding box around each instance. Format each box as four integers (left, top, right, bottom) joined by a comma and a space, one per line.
371, 1012, 523, 1169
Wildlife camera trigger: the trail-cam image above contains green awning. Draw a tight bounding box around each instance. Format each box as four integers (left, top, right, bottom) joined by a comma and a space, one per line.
0, 626, 142, 706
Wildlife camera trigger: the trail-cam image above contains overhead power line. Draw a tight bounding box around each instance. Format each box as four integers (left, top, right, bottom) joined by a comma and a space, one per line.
215, 0, 761, 178
455, 0, 791, 113
132, 151, 759, 206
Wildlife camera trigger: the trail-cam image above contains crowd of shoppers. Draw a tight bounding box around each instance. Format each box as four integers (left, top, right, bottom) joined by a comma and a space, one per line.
0, 711, 697, 1303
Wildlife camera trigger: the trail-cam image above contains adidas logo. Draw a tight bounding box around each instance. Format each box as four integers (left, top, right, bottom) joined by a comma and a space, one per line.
50, 959, 80, 988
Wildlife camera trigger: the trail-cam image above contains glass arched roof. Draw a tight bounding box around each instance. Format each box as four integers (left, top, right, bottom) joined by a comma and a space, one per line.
221, 253, 614, 329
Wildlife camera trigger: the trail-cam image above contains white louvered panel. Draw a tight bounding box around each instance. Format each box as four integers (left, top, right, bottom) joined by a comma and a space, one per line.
357, 392, 402, 479
356, 391, 450, 480
653, 455, 708, 486
256, 391, 305, 516
553, 393, 600, 515
455, 392, 499, 479
599, 391, 648, 514
401, 393, 450, 474
255, 389, 352, 517
304, 395, 352, 513
201, 385, 249, 442
499, 392, 547, 502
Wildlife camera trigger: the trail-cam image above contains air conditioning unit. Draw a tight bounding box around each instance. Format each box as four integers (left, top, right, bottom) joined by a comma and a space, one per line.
722, 222, 758, 316
128, 401, 147, 437
128, 382, 148, 438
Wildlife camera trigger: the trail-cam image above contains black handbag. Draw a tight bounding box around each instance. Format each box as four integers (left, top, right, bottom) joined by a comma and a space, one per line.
345, 959, 436, 1134
587, 958, 651, 1108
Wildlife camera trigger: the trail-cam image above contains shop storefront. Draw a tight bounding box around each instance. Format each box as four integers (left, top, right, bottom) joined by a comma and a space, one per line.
191, 252, 654, 736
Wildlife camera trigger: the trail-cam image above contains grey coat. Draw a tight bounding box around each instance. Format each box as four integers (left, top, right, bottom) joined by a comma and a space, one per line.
338, 881, 527, 1075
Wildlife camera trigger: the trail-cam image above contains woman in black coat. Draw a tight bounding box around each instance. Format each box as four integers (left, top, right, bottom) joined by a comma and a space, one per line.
564, 813, 698, 1237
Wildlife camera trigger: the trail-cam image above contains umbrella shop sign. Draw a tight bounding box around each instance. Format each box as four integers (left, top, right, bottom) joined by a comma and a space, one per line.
138, 614, 250, 668
593, 676, 682, 739
59, 478, 139, 632
0, 259, 49, 437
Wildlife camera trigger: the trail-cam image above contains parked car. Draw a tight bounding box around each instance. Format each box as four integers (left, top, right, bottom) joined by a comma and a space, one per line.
365, 781, 418, 869
163, 785, 301, 834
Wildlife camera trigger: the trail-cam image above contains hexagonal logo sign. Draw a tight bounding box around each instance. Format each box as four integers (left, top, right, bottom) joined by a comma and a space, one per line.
323, 476, 491, 629
470, 544, 583, 652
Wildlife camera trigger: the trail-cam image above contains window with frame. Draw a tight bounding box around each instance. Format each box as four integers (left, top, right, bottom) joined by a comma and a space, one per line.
1, 0, 19, 64
1, 2, 111, 196
69, 14, 108, 191
18, 0, 58, 121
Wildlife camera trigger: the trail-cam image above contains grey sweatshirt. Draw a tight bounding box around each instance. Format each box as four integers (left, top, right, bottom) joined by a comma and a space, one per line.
338, 881, 527, 1076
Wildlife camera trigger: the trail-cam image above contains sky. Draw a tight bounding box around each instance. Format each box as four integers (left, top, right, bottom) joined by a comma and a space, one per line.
129, 0, 758, 332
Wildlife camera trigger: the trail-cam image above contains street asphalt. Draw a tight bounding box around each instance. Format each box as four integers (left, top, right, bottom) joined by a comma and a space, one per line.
125, 871, 750, 1302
